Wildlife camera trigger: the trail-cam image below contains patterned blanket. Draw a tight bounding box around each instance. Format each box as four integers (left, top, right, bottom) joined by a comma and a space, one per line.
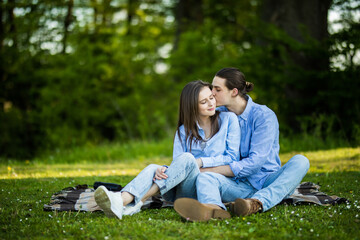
43, 182, 348, 212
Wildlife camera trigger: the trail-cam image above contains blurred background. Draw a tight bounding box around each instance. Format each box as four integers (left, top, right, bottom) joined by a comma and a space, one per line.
0, 0, 359, 160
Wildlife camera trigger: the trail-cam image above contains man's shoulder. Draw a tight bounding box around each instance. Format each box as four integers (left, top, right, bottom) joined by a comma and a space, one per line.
250, 102, 277, 122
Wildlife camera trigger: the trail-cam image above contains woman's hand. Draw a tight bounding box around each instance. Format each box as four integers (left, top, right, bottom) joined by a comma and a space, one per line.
153, 166, 168, 181
196, 158, 203, 168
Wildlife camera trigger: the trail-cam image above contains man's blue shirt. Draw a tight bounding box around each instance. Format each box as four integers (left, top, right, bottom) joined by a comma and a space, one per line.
173, 112, 240, 166
218, 96, 281, 190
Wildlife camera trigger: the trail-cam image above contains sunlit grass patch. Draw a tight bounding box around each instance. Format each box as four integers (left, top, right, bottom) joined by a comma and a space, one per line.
281, 147, 360, 172
0, 157, 172, 179
1, 147, 359, 180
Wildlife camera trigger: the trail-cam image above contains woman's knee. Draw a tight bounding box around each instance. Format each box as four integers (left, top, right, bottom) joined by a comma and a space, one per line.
144, 164, 161, 172
291, 154, 310, 172
174, 152, 197, 167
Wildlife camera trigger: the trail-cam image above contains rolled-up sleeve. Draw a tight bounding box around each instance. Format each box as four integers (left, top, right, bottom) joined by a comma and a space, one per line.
229, 111, 278, 178
201, 113, 240, 167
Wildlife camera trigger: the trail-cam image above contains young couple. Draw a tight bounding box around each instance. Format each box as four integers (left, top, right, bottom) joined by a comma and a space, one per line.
94, 67, 310, 221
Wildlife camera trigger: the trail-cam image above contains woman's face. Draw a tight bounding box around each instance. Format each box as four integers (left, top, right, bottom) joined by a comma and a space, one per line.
198, 87, 216, 118
212, 76, 232, 107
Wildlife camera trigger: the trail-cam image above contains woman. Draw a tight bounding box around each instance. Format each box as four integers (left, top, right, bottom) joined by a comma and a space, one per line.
94, 80, 240, 220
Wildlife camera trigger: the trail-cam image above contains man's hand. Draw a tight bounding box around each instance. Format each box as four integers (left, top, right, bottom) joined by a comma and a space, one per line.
196, 158, 203, 168
199, 165, 235, 177
153, 166, 168, 181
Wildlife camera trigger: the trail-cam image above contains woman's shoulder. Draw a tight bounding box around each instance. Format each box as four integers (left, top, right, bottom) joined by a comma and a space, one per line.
177, 124, 185, 133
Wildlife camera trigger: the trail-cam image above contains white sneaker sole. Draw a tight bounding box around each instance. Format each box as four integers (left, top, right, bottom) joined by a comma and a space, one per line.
94, 186, 122, 219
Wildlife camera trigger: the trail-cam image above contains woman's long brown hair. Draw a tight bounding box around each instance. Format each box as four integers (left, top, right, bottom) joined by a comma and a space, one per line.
176, 80, 220, 151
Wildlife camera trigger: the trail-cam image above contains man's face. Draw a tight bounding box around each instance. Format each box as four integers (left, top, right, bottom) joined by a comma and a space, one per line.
211, 76, 232, 107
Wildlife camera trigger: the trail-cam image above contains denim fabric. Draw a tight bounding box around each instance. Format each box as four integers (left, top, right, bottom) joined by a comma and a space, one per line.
196, 154, 310, 210
121, 152, 200, 205
121, 112, 241, 206
217, 96, 281, 190
173, 112, 240, 167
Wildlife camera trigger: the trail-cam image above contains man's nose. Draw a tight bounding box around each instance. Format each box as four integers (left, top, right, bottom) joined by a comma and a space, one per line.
212, 89, 216, 96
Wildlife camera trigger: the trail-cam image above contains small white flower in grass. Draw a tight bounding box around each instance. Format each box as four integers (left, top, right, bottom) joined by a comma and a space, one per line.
291, 211, 294, 214
300, 218, 303, 221
148, 218, 152, 220
225, 220, 229, 224
299, 228, 302, 231
80, 228, 83, 231
310, 229, 314, 232
273, 217, 277, 220
104, 237, 109, 240
63, 230, 65, 233
48, 214, 53, 218
20, 219, 22, 222
29, 209, 32, 211
57, 220, 60, 223
25, 218, 28, 221
346, 205, 351, 209
247, 222, 251, 225
356, 214, 358, 218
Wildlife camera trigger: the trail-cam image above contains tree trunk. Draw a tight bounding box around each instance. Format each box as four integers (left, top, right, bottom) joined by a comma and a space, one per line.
0, 0, 4, 51
261, 0, 332, 121
173, 0, 203, 51
7, 0, 16, 47
126, 0, 138, 35
62, 0, 73, 54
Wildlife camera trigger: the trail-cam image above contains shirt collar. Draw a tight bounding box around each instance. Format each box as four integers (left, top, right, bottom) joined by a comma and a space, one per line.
196, 122, 203, 130
239, 95, 253, 121
196, 122, 205, 138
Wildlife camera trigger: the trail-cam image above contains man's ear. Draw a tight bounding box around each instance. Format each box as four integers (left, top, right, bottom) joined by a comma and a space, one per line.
231, 88, 239, 97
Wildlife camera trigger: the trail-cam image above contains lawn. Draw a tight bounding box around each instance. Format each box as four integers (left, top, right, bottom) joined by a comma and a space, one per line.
0, 145, 359, 239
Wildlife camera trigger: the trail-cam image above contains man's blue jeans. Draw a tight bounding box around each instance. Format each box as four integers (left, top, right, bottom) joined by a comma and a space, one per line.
196, 154, 310, 211
121, 152, 200, 205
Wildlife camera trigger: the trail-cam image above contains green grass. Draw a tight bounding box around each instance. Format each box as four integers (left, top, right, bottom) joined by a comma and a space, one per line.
1, 145, 360, 239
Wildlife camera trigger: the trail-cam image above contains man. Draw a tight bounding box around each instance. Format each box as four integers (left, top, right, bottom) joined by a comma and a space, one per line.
174, 67, 310, 221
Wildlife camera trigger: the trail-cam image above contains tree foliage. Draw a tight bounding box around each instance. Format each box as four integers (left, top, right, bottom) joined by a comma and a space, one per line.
0, 0, 359, 159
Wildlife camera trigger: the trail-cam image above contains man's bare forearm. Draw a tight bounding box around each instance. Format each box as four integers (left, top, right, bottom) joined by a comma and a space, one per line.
200, 165, 235, 177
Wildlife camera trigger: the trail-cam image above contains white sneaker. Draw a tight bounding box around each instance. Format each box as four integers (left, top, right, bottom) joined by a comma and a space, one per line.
123, 201, 143, 216
94, 186, 124, 219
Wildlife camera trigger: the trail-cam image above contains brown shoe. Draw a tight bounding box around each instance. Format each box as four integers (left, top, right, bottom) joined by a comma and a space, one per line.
174, 198, 231, 222
230, 198, 263, 216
